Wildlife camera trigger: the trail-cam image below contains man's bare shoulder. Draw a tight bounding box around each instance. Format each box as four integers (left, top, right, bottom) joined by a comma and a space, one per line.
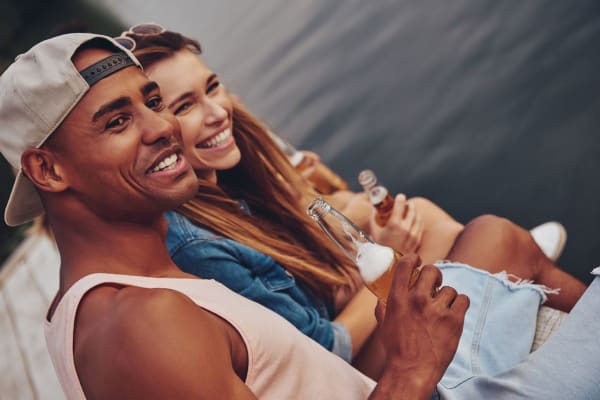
74, 284, 256, 399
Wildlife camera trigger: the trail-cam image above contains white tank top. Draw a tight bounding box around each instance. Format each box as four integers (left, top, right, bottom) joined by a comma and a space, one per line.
44, 273, 376, 399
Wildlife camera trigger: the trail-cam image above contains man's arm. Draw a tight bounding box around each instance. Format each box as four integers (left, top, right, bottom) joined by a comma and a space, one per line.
74, 286, 257, 400
369, 254, 469, 400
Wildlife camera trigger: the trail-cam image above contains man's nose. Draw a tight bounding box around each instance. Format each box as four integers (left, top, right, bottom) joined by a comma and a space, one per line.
142, 110, 175, 145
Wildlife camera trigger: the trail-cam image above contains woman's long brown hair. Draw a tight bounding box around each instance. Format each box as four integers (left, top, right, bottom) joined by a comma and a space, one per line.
132, 30, 358, 300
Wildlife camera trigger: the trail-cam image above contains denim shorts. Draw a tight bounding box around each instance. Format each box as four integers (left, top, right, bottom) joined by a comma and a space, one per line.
434, 262, 547, 389
433, 267, 600, 399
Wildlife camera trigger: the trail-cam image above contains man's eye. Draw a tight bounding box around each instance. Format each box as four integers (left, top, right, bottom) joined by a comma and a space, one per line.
147, 96, 164, 110
174, 102, 192, 115
106, 116, 129, 130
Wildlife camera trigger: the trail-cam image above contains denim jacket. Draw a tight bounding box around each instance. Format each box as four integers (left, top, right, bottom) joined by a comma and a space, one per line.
165, 211, 353, 362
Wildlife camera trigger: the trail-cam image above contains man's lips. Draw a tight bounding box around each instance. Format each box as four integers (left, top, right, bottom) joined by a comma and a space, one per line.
146, 146, 182, 175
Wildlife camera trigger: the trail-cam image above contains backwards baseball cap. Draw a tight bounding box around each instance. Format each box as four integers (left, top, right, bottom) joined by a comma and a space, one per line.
0, 33, 141, 226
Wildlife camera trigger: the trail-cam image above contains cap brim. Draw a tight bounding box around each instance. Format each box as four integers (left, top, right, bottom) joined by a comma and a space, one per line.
4, 171, 44, 226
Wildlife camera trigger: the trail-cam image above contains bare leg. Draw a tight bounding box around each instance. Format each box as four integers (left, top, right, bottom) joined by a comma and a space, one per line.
409, 197, 464, 264
446, 214, 586, 312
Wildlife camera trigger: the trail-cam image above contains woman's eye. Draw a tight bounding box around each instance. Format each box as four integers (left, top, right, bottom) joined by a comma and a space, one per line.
207, 81, 221, 94
147, 96, 164, 110
174, 102, 192, 115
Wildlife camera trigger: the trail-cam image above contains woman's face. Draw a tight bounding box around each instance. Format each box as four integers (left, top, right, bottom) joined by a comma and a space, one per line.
144, 50, 241, 183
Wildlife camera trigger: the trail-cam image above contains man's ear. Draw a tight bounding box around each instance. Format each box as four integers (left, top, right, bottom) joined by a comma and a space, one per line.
21, 148, 69, 193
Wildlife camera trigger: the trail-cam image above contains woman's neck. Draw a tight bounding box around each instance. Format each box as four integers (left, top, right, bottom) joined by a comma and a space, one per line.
196, 168, 218, 184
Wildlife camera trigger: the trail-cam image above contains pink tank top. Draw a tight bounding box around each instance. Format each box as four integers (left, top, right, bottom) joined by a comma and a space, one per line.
44, 273, 375, 399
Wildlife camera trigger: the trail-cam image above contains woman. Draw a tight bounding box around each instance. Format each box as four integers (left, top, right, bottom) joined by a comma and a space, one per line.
122, 24, 585, 373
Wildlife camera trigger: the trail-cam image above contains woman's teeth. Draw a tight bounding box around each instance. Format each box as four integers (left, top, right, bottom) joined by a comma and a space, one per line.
151, 154, 178, 173
199, 129, 231, 148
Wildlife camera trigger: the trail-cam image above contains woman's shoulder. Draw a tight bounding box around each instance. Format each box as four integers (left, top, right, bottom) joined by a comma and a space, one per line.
165, 211, 224, 247
165, 211, 260, 261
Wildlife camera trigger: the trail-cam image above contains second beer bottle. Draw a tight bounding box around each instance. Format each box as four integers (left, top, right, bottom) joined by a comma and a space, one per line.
358, 169, 394, 227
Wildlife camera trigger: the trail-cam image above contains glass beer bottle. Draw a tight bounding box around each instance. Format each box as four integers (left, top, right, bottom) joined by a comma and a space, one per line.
358, 169, 394, 227
307, 198, 419, 303
267, 130, 349, 194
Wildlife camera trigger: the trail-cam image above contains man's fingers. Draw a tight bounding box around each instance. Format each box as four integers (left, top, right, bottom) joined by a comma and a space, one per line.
389, 252, 422, 296
412, 264, 443, 297
433, 286, 457, 306
450, 293, 470, 314
374, 301, 387, 324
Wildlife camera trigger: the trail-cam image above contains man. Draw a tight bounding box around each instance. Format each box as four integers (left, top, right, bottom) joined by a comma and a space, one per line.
0, 33, 465, 399
1, 33, 599, 399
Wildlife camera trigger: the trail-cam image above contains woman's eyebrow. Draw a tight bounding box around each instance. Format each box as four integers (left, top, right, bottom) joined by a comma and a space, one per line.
206, 73, 218, 84
168, 92, 194, 109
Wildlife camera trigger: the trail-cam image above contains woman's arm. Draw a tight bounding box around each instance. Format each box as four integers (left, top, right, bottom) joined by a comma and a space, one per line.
171, 236, 357, 361
334, 286, 379, 358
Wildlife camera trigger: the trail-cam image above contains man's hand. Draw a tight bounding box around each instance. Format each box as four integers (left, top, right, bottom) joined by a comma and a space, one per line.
369, 253, 469, 400
370, 195, 424, 254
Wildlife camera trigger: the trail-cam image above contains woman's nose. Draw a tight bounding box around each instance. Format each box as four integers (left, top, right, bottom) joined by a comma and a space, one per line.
204, 98, 228, 126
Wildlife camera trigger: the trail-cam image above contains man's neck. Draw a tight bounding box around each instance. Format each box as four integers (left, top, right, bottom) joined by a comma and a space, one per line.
50, 212, 182, 296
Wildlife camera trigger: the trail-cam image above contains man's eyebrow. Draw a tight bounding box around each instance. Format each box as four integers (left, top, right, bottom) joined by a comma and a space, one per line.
91, 82, 160, 123
141, 81, 160, 97
92, 97, 132, 122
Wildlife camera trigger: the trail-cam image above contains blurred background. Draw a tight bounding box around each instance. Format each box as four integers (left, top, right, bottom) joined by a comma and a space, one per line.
1, 0, 600, 285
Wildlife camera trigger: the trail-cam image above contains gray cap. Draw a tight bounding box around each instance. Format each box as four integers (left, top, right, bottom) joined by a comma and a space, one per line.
0, 33, 141, 226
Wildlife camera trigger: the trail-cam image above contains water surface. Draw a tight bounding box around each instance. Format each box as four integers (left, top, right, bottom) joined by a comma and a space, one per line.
104, 0, 600, 283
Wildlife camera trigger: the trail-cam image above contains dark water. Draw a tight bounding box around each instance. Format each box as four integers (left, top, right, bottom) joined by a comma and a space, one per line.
110, 0, 600, 283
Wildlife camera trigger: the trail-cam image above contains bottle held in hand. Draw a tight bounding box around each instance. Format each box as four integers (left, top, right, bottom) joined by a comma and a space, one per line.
307, 198, 419, 303
358, 169, 394, 227
268, 130, 349, 194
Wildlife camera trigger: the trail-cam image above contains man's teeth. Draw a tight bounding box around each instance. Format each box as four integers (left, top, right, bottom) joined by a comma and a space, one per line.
151, 154, 178, 173
200, 129, 231, 148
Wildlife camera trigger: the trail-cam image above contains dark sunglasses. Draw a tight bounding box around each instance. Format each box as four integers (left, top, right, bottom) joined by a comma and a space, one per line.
114, 22, 166, 51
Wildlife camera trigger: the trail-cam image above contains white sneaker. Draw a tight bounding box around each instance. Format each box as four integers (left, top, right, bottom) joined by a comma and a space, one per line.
530, 222, 567, 262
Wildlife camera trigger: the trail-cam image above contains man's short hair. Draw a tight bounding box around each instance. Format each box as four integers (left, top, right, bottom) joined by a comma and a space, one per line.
0, 33, 141, 226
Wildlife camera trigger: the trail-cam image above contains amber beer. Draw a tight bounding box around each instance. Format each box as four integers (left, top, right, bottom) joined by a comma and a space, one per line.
268, 130, 348, 194
296, 159, 349, 194
358, 169, 395, 227
369, 186, 395, 227
356, 242, 420, 303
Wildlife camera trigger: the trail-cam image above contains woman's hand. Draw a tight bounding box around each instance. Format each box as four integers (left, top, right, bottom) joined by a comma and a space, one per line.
370, 194, 424, 254
297, 150, 321, 179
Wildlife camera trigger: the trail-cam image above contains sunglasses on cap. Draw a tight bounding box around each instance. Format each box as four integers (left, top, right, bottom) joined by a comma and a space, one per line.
114, 22, 166, 51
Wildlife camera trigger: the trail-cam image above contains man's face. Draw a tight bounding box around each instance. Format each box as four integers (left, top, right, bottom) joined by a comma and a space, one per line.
48, 47, 198, 222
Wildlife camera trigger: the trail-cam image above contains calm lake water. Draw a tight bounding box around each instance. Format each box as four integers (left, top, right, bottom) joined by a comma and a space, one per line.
104, 0, 600, 283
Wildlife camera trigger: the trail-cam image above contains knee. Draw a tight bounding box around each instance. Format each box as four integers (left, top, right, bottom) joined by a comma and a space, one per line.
408, 196, 430, 207
409, 196, 462, 228
463, 214, 531, 247
464, 214, 512, 232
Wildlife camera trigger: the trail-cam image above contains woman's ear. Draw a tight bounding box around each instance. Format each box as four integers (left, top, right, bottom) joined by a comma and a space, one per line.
21, 148, 69, 193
